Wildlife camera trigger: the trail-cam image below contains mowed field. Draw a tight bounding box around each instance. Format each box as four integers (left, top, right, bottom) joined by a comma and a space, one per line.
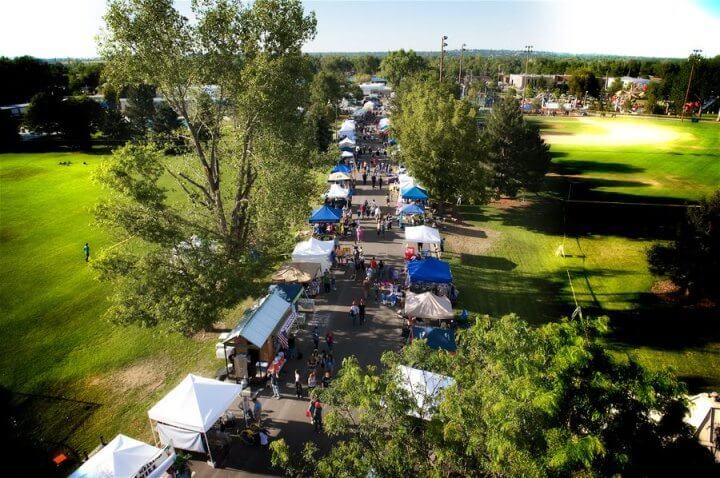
449, 116, 720, 391
0, 152, 219, 452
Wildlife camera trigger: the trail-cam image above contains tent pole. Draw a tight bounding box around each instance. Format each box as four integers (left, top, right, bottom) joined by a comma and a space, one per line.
204, 432, 215, 466
149, 418, 158, 446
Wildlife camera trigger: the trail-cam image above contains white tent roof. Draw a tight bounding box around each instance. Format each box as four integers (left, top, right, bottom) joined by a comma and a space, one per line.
378, 118, 390, 130
404, 292, 454, 319
686, 393, 720, 429
70, 434, 175, 478
405, 225, 441, 244
363, 101, 375, 110
398, 173, 415, 188
397, 366, 454, 420
340, 150, 354, 159
339, 119, 356, 132
292, 238, 335, 272
326, 183, 350, 199
338, 137, 355, 146
148, 374, 242, 433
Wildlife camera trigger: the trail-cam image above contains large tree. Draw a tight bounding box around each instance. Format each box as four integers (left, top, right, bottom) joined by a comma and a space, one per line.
482, 97, 550, 197
380, 49, 428, 87
24, 92, 102, 149
648, 189, 720, 301
95, 0, 320, 333
124, 83, 156, 138
568, 68, 601, 98
272, 315, 718, 477
391, 80, 486, 208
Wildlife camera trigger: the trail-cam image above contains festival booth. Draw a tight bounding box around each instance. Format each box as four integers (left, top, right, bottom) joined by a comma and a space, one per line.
363, 100, 375, 111
328, 171, 352, 183
309, 205, 342, 224
148, 375, 242, 467
271, 262, 321, 284
340, 150, 355, 160
331, 163, 352, 174
325, 184, 351, 200
410, 326, 457, 352
378, 117, 390, 134
338, 119, 356, 140
405, 225, 441, 246
401, 185, 429, 201
407, 258, 452, 283
404, 291, 453, 320
399, 203, 425, 216
397, 365, 454, 420
338, 137, 356, 151
220, 289, 295, 384
291, 238, 335, 273
70, 434, 175, 478
352, 108, 369, 120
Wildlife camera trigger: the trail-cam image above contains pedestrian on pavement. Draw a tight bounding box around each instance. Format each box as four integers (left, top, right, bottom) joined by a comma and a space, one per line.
356, 225, 364, 244
381, 220, 386, 237
325, 331, 334, 351
374, 206, 381, 220
371, 175, 377, 189
308, 371, 318, 390
359, 298, 366, 324
326, 353, 335, 375
386, 193, 390, 207
362, 172, 367, 185
310, 399, 323, 433
376, 221, 381, 237
252, 397, 262, 424
331, 275, 337, 291
288, 333, 296, 359
350, 300, 359, 326
83, 242, 90, 262
322, 371, 331, 388
378, 176, 383, 189
270, 371, 281, 399
322, 271, 331, 293
312, 326, 320, 349
295, 369, 304, 398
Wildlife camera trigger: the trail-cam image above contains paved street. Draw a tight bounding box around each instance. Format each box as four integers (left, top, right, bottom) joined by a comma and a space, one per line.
192, 141, 406, 477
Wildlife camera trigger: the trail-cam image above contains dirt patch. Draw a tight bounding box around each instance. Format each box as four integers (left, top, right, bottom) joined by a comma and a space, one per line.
651, 279, 682, 303
444, 224, 500, 256
88, 357, 172, 394
492, 197, 534, 210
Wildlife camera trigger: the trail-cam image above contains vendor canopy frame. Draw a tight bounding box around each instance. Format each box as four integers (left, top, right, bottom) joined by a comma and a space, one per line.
407, 258, 453, 284
399, 204, 425, 216
327, 171, 352, 182
148, 374, 242, 434
292, 237, 335, 272
401, 185, 429, 200
271, 261, 321, 283
405, 225, 441, 244
309, 205, 342, 223
326, 183, 351, 199
404, 291, 454, 320
70, 434, 175, 478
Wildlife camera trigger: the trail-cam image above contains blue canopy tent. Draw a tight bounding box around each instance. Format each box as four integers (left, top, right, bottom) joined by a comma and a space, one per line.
411, 326, 457, 352
407, 258, 452, 284
331, 164, 352, 174
309, 205, 342, 223
268, 283, 304, 304
402, 186, 429, 201
399, 204, 425, 216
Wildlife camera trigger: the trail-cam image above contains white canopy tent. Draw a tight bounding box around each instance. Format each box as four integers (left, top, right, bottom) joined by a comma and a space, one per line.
338, 137, 355, 147
328, 171, 351, 182
405, 225, 441, 244
340, 150, 355, 159
363, 100, 375, 110
70, 434, 175, 478
398, 173, 415, 189
378, 117, 390, 131
148, 374, 242, 464
325, 183, 350, 199
291, 238, 335, 272
404, 291, 454, 320
397, 365, 454, 420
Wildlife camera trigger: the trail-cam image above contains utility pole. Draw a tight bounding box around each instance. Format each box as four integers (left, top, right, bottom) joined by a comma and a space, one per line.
523, 45, 533, 97
439, 35, 448, 82
680, 49, 702, 122
458, 43, 466, 83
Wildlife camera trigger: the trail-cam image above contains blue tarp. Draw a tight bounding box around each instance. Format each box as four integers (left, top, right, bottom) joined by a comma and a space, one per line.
407, 258, 452, 284
309, 205, 342, 223
400, 204, 425, 215
401, 186, 429, 200
412, 326, 457, 352
331, 164, 352, 174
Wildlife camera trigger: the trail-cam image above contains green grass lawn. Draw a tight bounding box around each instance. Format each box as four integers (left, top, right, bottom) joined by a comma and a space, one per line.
0, 151, 219, 452
450, 116, 720, 391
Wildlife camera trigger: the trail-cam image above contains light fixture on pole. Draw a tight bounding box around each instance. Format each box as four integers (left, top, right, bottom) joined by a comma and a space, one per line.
458, 43, 467, 83
681, 49, 702, 121
439, 35, 448, 82
523, 45, 533, 98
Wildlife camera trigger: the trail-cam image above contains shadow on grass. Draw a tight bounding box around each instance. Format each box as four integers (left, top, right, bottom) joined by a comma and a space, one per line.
552, 160, 646, 175
460, 253, 517, 271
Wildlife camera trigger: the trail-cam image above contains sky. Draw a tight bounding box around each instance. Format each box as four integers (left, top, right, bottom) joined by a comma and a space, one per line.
0, 0, 718, 59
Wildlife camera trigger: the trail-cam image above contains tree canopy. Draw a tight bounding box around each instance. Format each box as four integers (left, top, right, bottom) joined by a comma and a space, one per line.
380, 49, 429, 87
95, 0, 321, 333
272, 314, 718, 477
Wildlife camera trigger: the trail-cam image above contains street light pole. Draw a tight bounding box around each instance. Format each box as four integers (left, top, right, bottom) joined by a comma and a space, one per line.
458, 43, 466, 83
681, 49, 702, 122
439, 35, 448, 82
523, 45, 533, 97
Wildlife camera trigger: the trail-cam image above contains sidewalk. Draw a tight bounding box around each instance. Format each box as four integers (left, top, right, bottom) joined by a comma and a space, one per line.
191, 148, 405, 477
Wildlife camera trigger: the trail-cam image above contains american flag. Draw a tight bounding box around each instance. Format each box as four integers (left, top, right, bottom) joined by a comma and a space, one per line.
278, 331, 289, 349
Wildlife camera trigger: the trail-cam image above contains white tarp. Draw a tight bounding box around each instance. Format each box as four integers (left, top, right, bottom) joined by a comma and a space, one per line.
70, 434, 175, 478
404, 292, 454, 319
156, 423, 206, 453
340, 150, 354, 159
405, 225, 441, 244
338, 137, 355, 147
291, 238, 335, 272
326, 183, 350, 199
148, 374, 242, 433
397, 366, 454, 420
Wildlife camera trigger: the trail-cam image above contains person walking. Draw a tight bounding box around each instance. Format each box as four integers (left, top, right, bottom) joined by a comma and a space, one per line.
359, 298, 366, 325
326, 353, 335, 375
362, 171, 367, 185
83, 242, 90, 262
325, 331, 334, 351
312, 326, 320, 350
350, 300, 359, 326
252, 397, 262, 424
356, 225, 364, 244
307, 371, 318, 390
371, 174, 376, 189
378, 176, 383, 190
294, 369, 303, 398
310, 399, 323, 433
270, 371, 281, 399
376, 221, 381, 237
385, 193, 390, 207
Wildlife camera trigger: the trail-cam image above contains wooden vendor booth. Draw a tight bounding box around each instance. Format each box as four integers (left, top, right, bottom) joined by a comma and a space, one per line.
221, 288, 300, 383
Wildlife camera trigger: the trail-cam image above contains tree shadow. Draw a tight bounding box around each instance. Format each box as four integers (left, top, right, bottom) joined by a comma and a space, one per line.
460, 253, 517, 271
552, 160, 646, 175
